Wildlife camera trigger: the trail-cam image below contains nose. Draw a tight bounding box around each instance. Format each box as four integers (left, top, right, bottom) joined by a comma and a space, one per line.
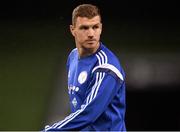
87, 28, 94, 38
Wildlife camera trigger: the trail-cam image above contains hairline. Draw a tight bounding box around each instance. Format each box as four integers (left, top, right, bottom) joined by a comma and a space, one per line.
73, 15, 101, 27
72, 4, 101, 26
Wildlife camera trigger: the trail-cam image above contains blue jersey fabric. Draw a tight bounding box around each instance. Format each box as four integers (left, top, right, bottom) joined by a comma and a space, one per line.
45, 42, 126, 131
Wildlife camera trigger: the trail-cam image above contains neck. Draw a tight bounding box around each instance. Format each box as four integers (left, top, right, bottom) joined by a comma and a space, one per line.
77, 44, 100, 58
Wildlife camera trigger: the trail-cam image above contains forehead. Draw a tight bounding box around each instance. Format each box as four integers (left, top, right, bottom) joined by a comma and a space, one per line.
75, 16, 101, 27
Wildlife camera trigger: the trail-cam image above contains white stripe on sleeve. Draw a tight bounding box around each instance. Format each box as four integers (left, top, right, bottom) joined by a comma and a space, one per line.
92, 63, 124, 81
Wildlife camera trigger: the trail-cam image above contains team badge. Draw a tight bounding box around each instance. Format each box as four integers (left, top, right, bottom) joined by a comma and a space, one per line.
78, 71, 87, 84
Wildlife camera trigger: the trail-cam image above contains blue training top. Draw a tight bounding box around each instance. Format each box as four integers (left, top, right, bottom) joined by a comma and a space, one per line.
45, 42, 126, 131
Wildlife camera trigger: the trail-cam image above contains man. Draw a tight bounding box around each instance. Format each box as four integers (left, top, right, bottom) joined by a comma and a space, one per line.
44, 4, 126, 131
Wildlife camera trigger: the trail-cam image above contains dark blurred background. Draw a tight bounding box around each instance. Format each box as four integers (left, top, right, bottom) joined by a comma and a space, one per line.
0, 0, 180, 130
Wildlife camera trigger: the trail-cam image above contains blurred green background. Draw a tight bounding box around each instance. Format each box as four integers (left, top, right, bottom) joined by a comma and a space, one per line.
0, 19, 71, 130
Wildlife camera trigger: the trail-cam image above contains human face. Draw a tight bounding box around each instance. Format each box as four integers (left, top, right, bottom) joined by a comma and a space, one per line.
70, 16, 102, 56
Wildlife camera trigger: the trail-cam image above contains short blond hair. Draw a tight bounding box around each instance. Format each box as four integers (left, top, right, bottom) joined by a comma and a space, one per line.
72, 4, 101, 26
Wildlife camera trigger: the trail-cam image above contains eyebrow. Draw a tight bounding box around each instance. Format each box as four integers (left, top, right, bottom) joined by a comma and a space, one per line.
79, 23, 100, 28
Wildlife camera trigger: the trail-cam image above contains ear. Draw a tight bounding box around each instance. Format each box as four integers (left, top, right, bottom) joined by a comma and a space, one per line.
70, 25, 75, 37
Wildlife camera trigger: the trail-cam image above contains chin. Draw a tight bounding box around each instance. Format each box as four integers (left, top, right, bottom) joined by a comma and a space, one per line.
85, 45, 96, 50
86, 42, 98, 48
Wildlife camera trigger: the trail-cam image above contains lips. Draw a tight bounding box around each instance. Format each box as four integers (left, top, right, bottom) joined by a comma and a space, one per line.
86, 39, 96, 42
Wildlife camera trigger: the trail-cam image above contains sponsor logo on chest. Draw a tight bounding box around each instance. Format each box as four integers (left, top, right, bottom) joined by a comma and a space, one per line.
68, 85, 79, 94
72, 97, 78, 108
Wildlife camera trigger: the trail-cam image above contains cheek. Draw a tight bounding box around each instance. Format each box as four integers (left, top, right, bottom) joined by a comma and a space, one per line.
99, 29, 102, 35
95, 31, 102, 38
76, 32, 86, 40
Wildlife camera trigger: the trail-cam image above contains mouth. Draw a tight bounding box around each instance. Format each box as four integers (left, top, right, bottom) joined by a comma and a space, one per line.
86, 39, 96, 43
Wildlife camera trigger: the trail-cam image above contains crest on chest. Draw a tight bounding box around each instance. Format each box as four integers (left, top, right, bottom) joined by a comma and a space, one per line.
78, 71, 88, 84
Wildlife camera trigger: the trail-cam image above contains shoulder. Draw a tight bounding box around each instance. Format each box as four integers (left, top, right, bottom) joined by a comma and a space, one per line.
93, 43, 125, 81
67, 48, 78, 61
99, 43, 123, 69
66, 48, 78, 66
94, 43, 118, 65
69, 48, 78, 58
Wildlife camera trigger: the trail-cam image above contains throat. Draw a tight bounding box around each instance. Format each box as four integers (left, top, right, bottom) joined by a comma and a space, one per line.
78, 47, 97, 58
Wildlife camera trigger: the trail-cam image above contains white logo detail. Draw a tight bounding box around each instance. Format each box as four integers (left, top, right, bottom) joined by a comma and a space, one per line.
78, 71, 87, 84
81, 104, 85, 109
72, 97, 77, 108
75, 87, 79, 92
68, 85, 79, 94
